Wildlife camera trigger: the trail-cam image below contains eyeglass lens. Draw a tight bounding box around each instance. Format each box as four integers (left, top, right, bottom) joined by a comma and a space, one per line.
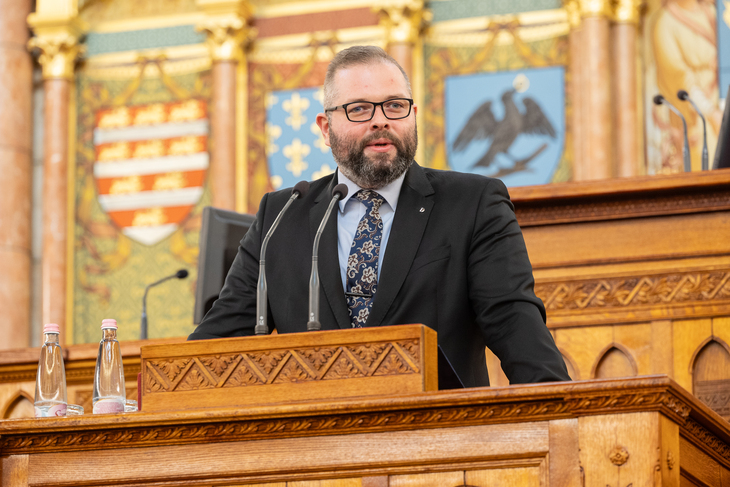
346, 99, 411, 121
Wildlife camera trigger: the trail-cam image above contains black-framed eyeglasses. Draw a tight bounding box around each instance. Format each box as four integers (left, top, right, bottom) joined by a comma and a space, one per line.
325, 98, 414, 122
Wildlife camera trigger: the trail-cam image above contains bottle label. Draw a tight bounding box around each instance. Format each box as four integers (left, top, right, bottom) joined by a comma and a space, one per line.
93, 398, 124, 414
35, 403, 67, 418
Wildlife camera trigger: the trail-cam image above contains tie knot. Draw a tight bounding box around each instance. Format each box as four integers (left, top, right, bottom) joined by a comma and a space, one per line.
356, 190, 384, 210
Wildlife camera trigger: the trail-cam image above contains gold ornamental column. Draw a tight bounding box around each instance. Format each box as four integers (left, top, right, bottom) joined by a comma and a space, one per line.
0, 0, 33, 349
27, 7, 85, 341
565, 0, 586, 180
376, 1, 430, 165
197, 0, 254, 211
612, 0, 642, 177
576, 0, 614, 180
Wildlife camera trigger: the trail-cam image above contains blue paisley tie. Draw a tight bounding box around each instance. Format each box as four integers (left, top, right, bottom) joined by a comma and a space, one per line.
346, 190, 385, 328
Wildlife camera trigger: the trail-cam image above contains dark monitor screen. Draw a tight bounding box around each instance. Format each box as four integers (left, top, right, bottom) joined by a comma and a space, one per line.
714, 85, 730, 170
194, 206, 255, 324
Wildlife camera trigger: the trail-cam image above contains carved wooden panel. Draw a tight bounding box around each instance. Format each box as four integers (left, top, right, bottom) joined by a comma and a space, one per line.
693, 341, 730, 421
145, 341, 420, 393
537, 271, 730, 312
594, 347, 637, 379
139, 325, 437, 412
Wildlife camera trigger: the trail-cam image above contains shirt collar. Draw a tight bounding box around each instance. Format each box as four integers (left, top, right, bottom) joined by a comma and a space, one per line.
337, 168, 406, 213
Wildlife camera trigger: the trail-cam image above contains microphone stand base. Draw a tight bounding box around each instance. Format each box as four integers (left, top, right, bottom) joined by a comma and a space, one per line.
307, 321, 321, 331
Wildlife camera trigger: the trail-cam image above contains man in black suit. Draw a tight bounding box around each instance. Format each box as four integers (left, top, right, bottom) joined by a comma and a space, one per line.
189, 46, 570, 388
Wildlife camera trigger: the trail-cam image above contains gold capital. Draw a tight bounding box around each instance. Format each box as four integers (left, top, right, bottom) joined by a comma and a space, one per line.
375, 0, 432, 45
564, 0, 583, 28
27, 15, 87, 80
613, 0, 642, 23
196, 0, 255, 61
578, 0, 612, 18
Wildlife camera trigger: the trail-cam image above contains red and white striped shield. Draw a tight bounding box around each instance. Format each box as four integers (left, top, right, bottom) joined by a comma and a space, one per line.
93, 100, 209, 245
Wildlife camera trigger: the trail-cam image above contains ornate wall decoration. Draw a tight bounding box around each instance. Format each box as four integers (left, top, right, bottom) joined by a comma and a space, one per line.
73, 39, 212, 343
423, 10, 571, 185
143, 340, 420, 393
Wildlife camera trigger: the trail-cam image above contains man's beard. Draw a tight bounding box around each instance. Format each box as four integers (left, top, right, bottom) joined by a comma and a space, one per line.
329, 126, 417, 189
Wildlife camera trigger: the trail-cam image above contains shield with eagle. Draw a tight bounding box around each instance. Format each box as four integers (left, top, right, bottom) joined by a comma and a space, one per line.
93, 99, 209, 246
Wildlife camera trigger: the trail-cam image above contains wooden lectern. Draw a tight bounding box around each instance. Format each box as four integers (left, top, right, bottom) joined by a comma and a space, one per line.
2, 325, 730, 486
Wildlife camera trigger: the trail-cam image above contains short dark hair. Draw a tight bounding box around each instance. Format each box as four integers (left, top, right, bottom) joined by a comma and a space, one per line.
323, 45, 412, 109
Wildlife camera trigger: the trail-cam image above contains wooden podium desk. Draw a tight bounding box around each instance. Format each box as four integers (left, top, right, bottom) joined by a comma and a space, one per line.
1, 376, 729, 487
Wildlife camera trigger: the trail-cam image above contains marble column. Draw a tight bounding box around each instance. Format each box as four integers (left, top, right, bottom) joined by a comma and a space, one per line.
0, 0, 33, 350
612, 0, 642, 178
197, 0, 254, 212
577, 0, 614, 180
27, 17, 84, 341
565, 0, 586, 180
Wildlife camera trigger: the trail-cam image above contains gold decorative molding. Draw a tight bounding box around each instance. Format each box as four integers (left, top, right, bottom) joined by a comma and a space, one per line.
564, 0, 582, 28
27, 16, 87, 80
612, 0, 642, 24
374, 0, 432, 46
578, 0, 613, 19
196, 0, 255, 61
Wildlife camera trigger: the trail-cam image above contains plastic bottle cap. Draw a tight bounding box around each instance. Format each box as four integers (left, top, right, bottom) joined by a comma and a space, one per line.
43, 323, 60, 334
101, 319, 118, 329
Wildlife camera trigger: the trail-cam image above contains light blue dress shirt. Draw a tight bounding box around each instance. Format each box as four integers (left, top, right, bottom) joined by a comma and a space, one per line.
336, 169, 406, 291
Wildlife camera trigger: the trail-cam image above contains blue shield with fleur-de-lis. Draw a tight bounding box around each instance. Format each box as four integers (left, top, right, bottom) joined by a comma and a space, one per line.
445, 67, 565, 187
266, 87, 335, 190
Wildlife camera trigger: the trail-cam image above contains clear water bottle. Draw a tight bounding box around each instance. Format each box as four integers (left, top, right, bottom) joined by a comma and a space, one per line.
92, 319, 126, 414
34, 323, 68, 417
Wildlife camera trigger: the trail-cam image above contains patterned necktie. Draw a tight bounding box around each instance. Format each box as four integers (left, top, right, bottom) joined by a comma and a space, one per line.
346, 190, 385, 328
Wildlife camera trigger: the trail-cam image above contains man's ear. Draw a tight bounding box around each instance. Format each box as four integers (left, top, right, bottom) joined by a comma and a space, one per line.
315, 112, 332, 147
413, 104, 417, 116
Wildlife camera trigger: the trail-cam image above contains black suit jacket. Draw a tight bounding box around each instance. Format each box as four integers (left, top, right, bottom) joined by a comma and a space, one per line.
189, 163, 570, 387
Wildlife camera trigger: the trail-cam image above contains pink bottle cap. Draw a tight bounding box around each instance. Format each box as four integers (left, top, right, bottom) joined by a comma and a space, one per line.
43, 323, 60, 334
101, 319, 118, 329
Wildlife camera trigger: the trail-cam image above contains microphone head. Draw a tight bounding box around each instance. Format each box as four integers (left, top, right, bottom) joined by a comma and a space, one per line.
653, 94, 664, 105
292, 180, 310, 198
677, 90, 689, 101
332, 183, 348, 199
176, 269, 189, 279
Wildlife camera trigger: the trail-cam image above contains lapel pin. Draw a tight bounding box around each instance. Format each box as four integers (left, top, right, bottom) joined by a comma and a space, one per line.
419, 207, 425, 213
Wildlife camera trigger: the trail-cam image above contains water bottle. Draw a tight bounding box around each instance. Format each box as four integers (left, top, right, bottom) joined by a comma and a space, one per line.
34, 323, 68, 417
92, 319, 126, 414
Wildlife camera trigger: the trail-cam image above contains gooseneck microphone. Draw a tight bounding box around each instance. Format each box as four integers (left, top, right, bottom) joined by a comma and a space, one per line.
140, 269, 189, 340
654, 94, 691, 172
255, 181, 310, 335
678, 89, 708, 171
307, 183, 348, 331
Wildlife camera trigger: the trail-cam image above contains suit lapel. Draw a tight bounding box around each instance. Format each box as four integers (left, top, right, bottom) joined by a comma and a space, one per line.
367, 163, 434, 328
310, 176, 351, 329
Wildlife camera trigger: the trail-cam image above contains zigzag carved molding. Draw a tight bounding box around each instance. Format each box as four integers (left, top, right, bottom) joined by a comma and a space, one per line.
145, 340, 421, 394
536, 270, 730, 311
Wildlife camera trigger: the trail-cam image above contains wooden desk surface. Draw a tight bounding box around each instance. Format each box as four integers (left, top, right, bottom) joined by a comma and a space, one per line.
1, 376, 729, 487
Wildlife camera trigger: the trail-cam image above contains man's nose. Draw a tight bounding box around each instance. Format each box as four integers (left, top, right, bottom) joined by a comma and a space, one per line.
369, 105, 390, 129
